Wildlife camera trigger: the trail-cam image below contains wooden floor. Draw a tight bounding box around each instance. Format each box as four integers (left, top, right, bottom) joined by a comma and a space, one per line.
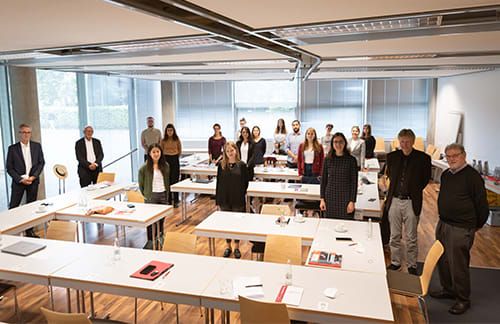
0, 182, 499, 323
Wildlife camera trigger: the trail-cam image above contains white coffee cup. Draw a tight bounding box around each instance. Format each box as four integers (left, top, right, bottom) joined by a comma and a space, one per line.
38, 205, 47, 212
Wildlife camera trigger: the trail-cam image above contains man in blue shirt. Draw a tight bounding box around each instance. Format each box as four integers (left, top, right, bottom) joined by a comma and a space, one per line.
286, 120, 302, 168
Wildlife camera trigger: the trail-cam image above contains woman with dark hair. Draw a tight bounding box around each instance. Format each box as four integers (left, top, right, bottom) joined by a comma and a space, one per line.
216, 141, 249, 258
138, 144, 170, 248
320, 132, 358, 219
161, 123, 181, 207
208, 123, 226, 165
362, 124, 376, 159
252, 126, 266, 165
273, 118, 287, 155
297, 127, 324, 184
236, 126, 255, 180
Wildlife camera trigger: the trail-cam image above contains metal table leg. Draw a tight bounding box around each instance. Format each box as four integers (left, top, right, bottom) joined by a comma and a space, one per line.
176, 192, 192, 226
82, 222, 87, 243
66, 288, 72, 313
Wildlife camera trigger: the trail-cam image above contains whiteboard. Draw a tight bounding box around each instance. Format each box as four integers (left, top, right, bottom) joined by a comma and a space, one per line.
442, 112, 462, 146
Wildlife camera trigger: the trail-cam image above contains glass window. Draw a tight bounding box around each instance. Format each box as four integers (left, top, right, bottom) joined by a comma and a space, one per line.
234, 80, 297, 140
303, 80, 364, 135
175, 81, 233, 141
85, 75, 133, 184
37, 69, 80, 197
367, 79, 430, 139
0, 66, 11, 210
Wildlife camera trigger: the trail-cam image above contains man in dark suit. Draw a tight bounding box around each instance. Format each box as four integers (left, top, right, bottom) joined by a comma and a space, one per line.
385, 129, 431, 275
75, 125, 104, 187
6, 123, 45, 237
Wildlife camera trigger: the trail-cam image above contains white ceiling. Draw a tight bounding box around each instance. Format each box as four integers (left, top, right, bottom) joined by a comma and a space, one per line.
1, 0, 499, 80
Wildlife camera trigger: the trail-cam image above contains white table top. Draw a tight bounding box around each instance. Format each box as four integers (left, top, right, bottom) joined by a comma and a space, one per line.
50, 244, 224, 306
180, 163, 301, 181
171, 178, 216, 195
55, 200, 173, 228
0, 235, 84, 285
264, 154, 288, 162
306, 219, 386, 275
194, 211, 320, 246
180, 153, 210, 165
364, 158, 380, 171
201, 258, 393, 323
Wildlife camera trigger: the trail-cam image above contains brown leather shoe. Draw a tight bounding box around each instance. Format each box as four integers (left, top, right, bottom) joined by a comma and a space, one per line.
449, 301, 470, 315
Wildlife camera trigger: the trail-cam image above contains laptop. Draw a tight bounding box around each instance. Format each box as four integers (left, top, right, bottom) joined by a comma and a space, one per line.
1, 241, 47, 257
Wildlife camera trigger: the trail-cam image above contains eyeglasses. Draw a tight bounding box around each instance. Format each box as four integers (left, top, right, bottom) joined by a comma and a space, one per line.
333, 140, 345, 144
445, 153, 463, 159
19, 131, 31, 134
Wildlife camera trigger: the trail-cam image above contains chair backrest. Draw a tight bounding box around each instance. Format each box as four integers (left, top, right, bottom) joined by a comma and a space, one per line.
425, 144, 437, 156
260, 204, 292, 216
419, 240, 444, 296
414, 137, 425, 151
431, 147, 441, 160
390, 138, 400, 151
41, 307, 91, 324
46, 221, 77, 242
126, 190, 145, 203
162, 232, 197, 254
264, 234, 302, 265
97, 172, 115, 183
239, 295, 290, 324
374, 137, 385, 152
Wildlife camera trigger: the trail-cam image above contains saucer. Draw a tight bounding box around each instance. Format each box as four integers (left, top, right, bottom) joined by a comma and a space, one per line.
293, 217, 306, 223
334, 226, 348, 233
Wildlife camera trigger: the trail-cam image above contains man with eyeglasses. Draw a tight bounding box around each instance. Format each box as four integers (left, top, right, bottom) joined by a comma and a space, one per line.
430, 143, 489, 315
6, 123, 45, 237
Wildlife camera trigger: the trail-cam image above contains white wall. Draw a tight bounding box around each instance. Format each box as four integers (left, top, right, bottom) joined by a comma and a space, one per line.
435, 70, 500, 169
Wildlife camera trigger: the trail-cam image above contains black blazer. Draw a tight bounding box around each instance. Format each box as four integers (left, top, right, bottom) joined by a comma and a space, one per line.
6, 141, 45, 184
75, 137, 104, 173
386, 149, 431, 216
236, 140, 255, 169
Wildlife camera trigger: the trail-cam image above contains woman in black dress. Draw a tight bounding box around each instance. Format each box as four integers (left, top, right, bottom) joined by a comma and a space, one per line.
216, 141, 249, 258
320, 132, 358, 219
362, 124, 376, 159
236, 126, 255, 180
252, 126, 266, 165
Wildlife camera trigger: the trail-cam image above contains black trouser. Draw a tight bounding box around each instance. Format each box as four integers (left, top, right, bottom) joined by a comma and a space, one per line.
10, 181, 39, 234
220, 204, 245, 244
145, 191, 168, 241
164, 154, 180, 204
436, 220, 476, 303
78, 168, 99, 187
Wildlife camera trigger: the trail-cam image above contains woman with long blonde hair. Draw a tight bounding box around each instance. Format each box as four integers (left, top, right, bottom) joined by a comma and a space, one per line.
216, 141, 249, 259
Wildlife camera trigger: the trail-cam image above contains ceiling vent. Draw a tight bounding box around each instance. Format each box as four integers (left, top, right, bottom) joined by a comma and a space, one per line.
39, 46, 116, 56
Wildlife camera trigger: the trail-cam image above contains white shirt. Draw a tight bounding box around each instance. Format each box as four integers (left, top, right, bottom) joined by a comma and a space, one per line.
85, 138, 97, 164
240, 142, 249, 163
20, 141, 32, 179
152, 169, 166, 193
304, 148, 315, 164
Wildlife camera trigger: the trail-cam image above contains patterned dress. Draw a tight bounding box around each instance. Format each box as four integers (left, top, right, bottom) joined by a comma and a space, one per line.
320, 154, 358, 219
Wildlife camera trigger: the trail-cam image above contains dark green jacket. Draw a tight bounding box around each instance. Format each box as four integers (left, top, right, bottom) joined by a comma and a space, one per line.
138, 163, 170, 201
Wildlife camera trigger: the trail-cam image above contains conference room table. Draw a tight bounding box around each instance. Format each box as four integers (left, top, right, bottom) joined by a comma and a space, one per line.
171, 171, 381, 222
364, 158, 381, 172
55, 200, 173, 249
195, 211, 321, 255
0, 234, 393, 323
180, 162, 301, 181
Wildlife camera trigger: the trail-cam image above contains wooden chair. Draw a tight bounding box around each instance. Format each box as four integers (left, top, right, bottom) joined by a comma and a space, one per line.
374, 136, 386, 153
126, 190, 144, 203
239, 295, 290, 324
41, 307, 91, 324
390, 138, 400, 151
96, 172, 115, 183
414, 137, 425, 151
425, 144, 437, 157
161, 232, 197, 323
264, 235, 302, 265
387, 240, 444, 323
0, 282, 20, 322
260, 204, 292, 216
46, 220, 77, 242
162, 232, 197, 254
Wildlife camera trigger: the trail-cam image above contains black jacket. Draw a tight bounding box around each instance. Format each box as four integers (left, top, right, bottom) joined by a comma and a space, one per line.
75, 137, 104, 173
6, 141, 45, 184
386, 149, 431, 216
216, 161, 249, 208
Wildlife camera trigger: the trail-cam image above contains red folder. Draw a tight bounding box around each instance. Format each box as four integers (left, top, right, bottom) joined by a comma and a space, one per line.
130, 260, 174, 280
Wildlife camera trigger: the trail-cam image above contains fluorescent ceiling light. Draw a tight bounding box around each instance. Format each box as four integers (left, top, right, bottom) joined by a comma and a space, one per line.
0, 52, 55, 60
205, 59, 290, 66
105, 37, 222, 52
336, 56, 371, 61
336, 54, 437, 61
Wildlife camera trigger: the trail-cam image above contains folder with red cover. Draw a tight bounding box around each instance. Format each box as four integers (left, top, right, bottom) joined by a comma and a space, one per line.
130, 260, 174, 280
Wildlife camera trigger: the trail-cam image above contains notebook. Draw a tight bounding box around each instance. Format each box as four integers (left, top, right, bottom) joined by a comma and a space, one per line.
275, 285, 304, 306
308, 250, 342, 268
233, 276, 264, 298
1, 241, 46, 257
130, 260, 174, 281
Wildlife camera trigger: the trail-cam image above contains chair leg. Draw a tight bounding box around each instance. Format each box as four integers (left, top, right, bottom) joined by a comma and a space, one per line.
14, 287, 21, 323
134, 298, 138, 324
176, 304, 179, 324
418, 296, 429, 324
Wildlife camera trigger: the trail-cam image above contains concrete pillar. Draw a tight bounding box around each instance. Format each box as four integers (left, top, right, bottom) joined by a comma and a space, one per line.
161, 81, 175, 128
8, 66, 46, 199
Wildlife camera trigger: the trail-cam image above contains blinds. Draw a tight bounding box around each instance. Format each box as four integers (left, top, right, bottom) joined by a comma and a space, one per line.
367, 79, 429, 139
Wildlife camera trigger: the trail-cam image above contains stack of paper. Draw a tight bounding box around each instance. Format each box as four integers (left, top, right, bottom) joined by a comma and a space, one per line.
233, 276, 264, 298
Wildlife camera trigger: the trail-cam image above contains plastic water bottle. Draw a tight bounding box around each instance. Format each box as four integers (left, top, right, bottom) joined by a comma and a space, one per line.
478, 160, 483, 175
484, 161, 489, 176
78, 189, 88, 207
367, 218, 373, 239
285, 259, 293, 286
113, 237, 121, 261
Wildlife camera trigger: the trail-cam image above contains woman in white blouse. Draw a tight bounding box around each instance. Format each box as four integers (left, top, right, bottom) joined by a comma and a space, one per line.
273, 118, 287, 155
138, 143, 170, 249
236, 126, 255, 180
348, 126, 366, 170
